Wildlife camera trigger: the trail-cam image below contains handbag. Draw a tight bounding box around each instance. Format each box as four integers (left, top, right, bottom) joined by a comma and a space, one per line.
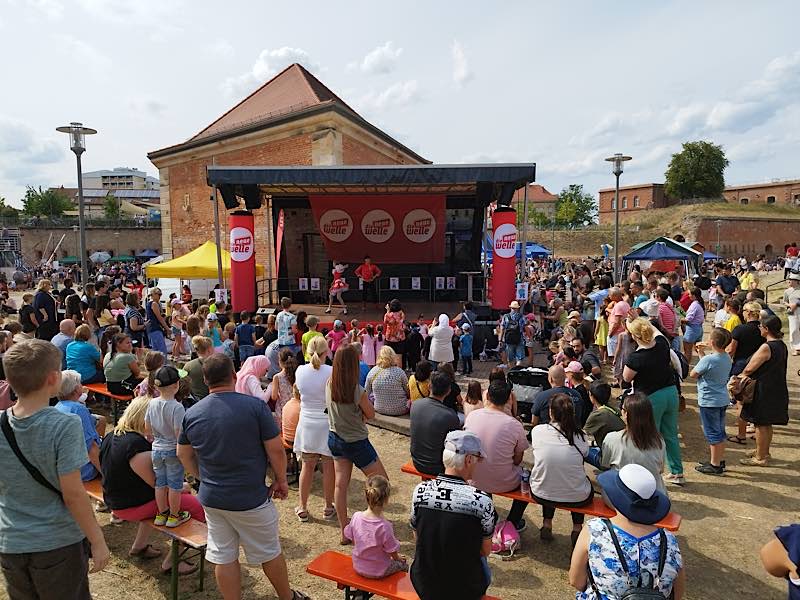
1, 410, 63, 500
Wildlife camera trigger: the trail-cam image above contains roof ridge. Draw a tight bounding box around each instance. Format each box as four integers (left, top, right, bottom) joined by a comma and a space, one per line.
292, 63, 360, 116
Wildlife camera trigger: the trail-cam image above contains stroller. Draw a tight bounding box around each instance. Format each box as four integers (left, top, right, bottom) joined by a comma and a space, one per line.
507, 367, 550, 422
479, 337, 502, 362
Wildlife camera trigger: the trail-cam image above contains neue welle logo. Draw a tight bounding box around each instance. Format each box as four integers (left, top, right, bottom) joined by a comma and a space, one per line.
402, 209, 436, 243
361, 209, 395, 243
493, 223, 517, 259
229, 226, 254, 262
320, 209, 354, 242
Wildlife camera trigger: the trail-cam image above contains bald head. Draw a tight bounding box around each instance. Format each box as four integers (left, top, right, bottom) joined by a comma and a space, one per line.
548, 364, 566, 387
59, 319, 76, 336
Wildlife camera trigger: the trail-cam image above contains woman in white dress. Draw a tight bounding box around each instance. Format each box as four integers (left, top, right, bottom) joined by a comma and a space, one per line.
783, 273, 800, 355
427, 313, 454, 369
293, 335, 336, 522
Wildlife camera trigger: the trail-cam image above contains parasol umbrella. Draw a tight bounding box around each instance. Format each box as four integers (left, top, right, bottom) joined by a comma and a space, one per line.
90, 251, 111, 263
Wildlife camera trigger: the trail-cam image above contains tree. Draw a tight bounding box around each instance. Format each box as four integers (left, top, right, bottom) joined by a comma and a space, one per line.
0, 197, 19, 218
103, 194, 121, 220
664, 140, 729, 200
21, 186, 73, 217
517, 206, 552, 228
554, 184, 597, 228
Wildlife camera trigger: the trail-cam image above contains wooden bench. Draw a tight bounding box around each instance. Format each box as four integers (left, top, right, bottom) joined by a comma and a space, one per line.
400, 462, 681, 532
84, 479, 207, 600
283, 437, 299, 485
307, 550, 501, 600
84, 383, 133, 425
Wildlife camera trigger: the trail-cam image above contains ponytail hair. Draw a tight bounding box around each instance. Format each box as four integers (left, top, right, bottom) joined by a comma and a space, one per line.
549, 393, 584, 446
364, 474, 391, 510
306, 335, 329, 370
278, 347, 298, 385
376, 324, 384, 342
143, 350, 165, 397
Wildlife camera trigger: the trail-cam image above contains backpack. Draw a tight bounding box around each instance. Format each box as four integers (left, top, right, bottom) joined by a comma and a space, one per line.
503, 313, 522, 345
490, 520, 520, 559
588, 519, 668, 599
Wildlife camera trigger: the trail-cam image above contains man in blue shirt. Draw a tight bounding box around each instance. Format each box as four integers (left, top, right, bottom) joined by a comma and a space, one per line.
55, 370, 103, 482
459, 324, 474, 375
178, 354, 307, 600
51, 319, 76, 369
530, 365, 585, 426
235, 311, 256, 363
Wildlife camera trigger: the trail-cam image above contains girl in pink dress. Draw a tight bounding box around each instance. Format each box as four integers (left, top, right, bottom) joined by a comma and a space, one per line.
362, 324, 376, 366
326, 320, 348, 354
374, 325, 385, 357
325, 263, 349, 315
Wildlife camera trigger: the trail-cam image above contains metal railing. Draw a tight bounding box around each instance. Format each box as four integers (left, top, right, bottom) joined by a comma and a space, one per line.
0, 215, 159, 228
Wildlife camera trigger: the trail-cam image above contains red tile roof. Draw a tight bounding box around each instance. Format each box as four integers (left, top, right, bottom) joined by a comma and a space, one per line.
512, 184, 558, 203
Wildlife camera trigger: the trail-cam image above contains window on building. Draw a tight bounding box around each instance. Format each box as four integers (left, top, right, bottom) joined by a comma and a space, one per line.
633, 195, 640, 208
622, 197, 628, 209
740, 198, 749, 205
794, 194, 800, 204
766, 195, 776, 204
611, 199, 616, 209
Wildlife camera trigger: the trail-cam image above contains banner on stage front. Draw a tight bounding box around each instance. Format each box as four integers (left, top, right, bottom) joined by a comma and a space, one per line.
411, 277, 421, 290
309, 194, 446, 263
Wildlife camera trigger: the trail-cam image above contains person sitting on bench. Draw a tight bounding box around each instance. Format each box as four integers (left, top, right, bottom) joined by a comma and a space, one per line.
55, 370, 105, 483
409, 372, 460, 476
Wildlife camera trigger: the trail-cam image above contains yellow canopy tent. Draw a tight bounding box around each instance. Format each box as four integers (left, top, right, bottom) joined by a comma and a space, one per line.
145, 241, 265, 279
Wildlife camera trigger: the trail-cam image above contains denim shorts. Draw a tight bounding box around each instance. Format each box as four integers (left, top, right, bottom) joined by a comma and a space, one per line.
699, 406, 728, 445
152, 448, 184, 491
327, 431, 378, 469
683, 323, 704, 343
505, 343, 525, 362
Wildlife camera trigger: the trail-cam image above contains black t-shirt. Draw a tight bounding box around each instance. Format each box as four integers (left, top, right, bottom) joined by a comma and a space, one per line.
58, 287, 75, 303
443, 381, 461, 412
716, 274, 740, 295
732, 321, 765, 362
99, 432, 155, 510
409, 398, 460, 476
694, 275, 712, 291
625, 336, 675, 395
261, 329, 278, 347
577, 348, 601, 374
19, 304, 36, 333
532, 386, 584, 425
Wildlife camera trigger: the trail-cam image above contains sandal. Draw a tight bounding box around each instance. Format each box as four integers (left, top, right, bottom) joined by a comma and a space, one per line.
323, 506, 337, 521
727, 435, 746, 445
739, 456, 769, 467
295, 507, 309, 522
161, 560, 197, 575
129, 544, 162, 559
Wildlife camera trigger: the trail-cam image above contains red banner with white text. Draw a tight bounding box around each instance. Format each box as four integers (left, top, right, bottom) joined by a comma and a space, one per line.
309, 194, 446, 263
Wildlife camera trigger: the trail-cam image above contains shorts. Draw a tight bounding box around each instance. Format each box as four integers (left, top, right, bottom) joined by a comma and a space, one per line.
171, 326, 182, 337
607, 334, 618, 357
204, 499, 281, 566
699, 406, 728, 445
683, 323, 704, 344
239, 345, 255, 362
328, 431, 378, 469
362, 280, 378, 303
505, 343, 524, 362
152, 449, 184, 491
387, 339, 405, 355
0, 539, 90, 600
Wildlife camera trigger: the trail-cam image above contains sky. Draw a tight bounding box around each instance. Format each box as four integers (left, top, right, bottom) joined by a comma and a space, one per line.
1, 0, 799, 207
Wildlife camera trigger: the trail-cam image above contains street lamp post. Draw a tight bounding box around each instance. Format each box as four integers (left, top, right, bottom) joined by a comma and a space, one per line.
114, 231, 120, 259
57, 122, 97, 285
604, 153, 632, 282
715, 219, 722, 256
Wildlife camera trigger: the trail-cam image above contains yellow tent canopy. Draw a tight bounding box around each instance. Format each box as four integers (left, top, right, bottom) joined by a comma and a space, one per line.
145, 241, 265, 279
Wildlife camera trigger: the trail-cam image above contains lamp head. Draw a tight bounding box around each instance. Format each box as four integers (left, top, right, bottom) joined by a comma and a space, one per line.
56, 122, 97, 154
604, 153, 632, 176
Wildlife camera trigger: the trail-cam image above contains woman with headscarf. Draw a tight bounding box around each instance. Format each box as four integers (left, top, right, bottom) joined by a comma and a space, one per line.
427, 314, 454, 370
235, 355, 271, 404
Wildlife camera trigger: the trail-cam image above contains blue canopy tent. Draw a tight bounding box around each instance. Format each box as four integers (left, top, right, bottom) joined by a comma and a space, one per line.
703, 250, 721, 261
622, 242, 696, 277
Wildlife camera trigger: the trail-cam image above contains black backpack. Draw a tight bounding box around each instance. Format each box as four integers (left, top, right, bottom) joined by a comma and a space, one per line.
503, 313, 522, 345
589, 519, 669, 599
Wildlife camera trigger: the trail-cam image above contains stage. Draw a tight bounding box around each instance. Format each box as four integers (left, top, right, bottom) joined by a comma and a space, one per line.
258, 300, 475, 326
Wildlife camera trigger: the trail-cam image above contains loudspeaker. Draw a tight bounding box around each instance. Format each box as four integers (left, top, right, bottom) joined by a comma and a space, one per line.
242, 185, 262, 210
219, 185, 240, 210
498, 182, 516, 206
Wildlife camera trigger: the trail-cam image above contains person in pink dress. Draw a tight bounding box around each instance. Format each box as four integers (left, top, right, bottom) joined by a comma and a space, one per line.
326, 320, 348, 355
362, 324, 377, 366
326, 263, 349, 315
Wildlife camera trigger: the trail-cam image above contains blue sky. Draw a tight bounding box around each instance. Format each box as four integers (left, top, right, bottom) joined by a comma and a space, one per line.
1, 0, 798, 206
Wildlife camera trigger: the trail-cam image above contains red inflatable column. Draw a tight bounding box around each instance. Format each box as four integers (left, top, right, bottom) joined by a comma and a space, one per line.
491, 207, 517, 310
229, 211, 256, 313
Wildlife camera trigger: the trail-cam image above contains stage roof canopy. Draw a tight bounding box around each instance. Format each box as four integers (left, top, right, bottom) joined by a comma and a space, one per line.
206, 163, 536, 200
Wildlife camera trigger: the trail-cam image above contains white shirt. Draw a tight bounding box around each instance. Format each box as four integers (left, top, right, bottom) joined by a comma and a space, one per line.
428, 324, 454, 363
529, 424, 591, 503
294, 364, 333, 414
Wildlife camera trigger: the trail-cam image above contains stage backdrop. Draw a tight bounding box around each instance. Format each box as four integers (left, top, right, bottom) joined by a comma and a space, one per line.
309, 194, 445, 263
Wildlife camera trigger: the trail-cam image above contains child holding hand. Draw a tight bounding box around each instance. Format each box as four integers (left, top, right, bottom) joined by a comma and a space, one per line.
343, 475, 407, 579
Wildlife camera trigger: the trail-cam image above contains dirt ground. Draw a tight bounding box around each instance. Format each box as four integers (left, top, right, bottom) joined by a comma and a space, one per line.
2, 281, 798, 599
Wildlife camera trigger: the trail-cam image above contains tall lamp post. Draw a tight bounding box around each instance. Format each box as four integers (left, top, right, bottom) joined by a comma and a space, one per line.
604, 153, 632, 282
57, 122, 97, 285
715, 219, 722, 256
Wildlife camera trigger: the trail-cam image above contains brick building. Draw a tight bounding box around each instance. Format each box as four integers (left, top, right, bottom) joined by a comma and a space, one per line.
512, 183, 558, 219
598, 183, 667, 223
147, 63, 427, 271
723, 178, 800, 206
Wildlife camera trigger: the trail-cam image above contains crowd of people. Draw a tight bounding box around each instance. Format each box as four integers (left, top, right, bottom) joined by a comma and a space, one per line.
0, 245, 796, 600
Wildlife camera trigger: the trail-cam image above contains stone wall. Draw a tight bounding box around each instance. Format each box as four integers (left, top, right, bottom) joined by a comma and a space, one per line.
19, 225, 161, 262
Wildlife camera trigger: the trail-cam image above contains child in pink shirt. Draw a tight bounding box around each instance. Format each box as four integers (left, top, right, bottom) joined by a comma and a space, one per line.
374, 325, 385, 356
361, 324, 376, 366
343, 475, 406, 579
326, 319, 348, 353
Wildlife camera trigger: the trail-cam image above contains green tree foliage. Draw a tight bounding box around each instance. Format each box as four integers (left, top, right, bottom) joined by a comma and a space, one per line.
103, 194, 121, 220
517, 207, 552, 228
21, 186, 73, 217
554, 184, 597, 228
664, 140, 729, 200
0, 197, 19, 217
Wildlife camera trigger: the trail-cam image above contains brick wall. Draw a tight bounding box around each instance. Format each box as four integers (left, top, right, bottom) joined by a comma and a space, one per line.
20, 226, 161, 261
598, 184, 666, 224
341, 133, 416, 165
723, 181, 800, 206
695, 217, 800, 259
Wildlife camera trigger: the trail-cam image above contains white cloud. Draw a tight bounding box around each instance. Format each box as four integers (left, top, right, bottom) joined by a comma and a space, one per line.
355, 41, 402, 75
357, 80, 420, 112
56, 35, 112, 72
209, 39, 235, 59
451, 40, 473, 86
222, 47, 320, 100
0, 116, 64, 201
128, 97, 167, 117
76, 0, 185, 40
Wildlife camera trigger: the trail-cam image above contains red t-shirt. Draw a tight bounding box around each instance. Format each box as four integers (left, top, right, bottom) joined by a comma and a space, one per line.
788, 246, 799, 257
355, 263, 381, 282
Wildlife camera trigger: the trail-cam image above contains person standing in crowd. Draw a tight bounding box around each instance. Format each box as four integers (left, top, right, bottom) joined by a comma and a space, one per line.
427, 314, 454, 370
177, 354, 309, 600
326, 345, 388, 544
183, 336, 213, 402
366, 346, 409, 417
623, 318, 684, 486
0, 340, 110, 596
18, 293, 37, 337
124, 292, 147, 360
569, 464, 685, 599
354, 255, 381, 313
410, 430, 495, 600
500, 301, 525, 367
607, 288, 630, 366
530, 394, 593, 546
383, 299, 406, 367
32, 278, 58, 341
275, 297, 299, 355
52, 319, 76, 369
235, 311, 256, 363
726, 301, 765, 445
465, 380, 530, 533
682, 287, 706, 360
145, 288, 170, 357
459, 323, 474, 375
292, 336, 336, 523
410, 371, 461, 476
783, 273, 800, 355
716, 263, 740, 304
739, 315, 790, 466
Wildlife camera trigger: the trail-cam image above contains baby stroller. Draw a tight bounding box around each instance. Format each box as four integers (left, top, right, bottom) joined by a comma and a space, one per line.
507, 367, 550, 422
479, 337, 502, 362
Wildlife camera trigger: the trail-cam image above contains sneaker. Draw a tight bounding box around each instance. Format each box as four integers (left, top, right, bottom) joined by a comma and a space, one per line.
166, 511, 191, 528
664, 473, 686, 486
153, 511, 169, 526
697, 460, 726, 471
110, 514, 125, 525
324, 308, 331, 314
695, 463, 724, 476
343, 308, 348, 315
514, 519, 527, 533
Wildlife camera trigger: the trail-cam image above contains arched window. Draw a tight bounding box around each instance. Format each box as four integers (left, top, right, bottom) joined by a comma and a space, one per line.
766, 195, 776, 204
740, 198, 749, 205
633, 195, 640, 208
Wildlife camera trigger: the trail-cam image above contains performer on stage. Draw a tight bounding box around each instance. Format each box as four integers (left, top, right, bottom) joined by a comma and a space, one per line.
354, 255, 382, 313
325, 263, 349, 315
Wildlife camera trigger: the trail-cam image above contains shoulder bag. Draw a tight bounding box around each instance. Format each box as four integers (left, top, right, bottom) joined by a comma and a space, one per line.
1, 410, 63, 499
